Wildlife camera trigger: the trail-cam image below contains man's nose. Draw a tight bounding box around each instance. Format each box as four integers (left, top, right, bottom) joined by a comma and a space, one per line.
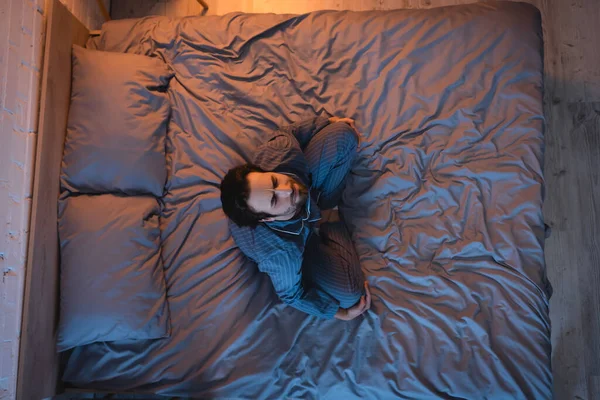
275, 187, 292, 197
275, 188, 292, 197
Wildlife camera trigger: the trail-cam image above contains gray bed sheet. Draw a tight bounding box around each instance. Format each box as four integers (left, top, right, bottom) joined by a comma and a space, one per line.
64, 2, 553, 398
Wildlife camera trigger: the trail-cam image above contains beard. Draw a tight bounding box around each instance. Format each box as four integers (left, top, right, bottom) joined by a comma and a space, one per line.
294, 181, 309, 208
281, 179, 309, 218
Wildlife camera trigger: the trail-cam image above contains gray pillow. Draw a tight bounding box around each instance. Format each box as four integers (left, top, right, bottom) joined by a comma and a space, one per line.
57, 194, 170, 351
61, 45, 173, 197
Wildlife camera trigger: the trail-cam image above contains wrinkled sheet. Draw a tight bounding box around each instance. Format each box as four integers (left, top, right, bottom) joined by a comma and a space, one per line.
63, 2, 553, 398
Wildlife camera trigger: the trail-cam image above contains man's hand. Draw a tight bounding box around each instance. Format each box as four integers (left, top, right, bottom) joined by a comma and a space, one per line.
335, 281, 371, 321
329, 116, 356, 131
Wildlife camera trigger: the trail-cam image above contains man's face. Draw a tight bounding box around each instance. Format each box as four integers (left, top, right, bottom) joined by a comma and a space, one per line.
246, 172, 309, 221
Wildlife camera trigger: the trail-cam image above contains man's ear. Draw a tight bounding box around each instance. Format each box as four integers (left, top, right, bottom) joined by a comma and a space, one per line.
260, 217, 276, 222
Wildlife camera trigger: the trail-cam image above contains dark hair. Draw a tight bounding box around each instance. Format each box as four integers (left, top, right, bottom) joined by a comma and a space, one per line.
220, 164, 272, 228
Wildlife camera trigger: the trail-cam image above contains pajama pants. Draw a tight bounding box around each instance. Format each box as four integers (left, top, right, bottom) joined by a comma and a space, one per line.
302, 122, 365, 309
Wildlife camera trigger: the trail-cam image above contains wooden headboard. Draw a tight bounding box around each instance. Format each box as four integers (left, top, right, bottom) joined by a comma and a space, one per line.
16, 1, 89, 398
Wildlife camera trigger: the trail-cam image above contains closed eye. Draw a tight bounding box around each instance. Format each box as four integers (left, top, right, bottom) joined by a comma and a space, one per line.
271, 176, 278, 207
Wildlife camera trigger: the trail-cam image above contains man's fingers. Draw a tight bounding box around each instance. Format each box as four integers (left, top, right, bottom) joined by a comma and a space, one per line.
332, 117, 358, 135
353, 296, 366, 315
361, 295, 369, 313
360, 301, 368, 315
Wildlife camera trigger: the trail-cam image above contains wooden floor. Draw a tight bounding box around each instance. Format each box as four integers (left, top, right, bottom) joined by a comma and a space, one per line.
113, 1, 600, 399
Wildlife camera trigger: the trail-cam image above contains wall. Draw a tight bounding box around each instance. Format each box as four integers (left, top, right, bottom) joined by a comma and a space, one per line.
59, 0, 109, 31
0, 2, 107, 398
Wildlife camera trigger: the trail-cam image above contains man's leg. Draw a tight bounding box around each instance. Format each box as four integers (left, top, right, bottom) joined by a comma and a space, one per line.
303, 121, 364, 309
304, 122, 358, 209
304, 221, 365, 309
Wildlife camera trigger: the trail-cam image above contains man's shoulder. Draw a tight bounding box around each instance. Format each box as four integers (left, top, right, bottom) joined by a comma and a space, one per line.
228, 221, 292, 262
228, 220, 273, 243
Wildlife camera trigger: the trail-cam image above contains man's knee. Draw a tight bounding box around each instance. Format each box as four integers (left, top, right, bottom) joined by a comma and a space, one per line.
338, 286, 364, 309
326, 122, 358, 155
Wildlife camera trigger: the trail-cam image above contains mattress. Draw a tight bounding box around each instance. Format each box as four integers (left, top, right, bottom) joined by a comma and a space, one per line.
63, 2, 553, 398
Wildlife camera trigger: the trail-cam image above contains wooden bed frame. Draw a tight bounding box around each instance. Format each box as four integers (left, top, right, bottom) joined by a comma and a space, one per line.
16, 3, 182, 399
15, 2, 209, 398
16, 1, 88, 399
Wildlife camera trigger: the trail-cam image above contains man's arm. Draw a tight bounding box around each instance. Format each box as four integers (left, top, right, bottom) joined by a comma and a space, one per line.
259, 254, 339, 319
280, 116, 331, 150
281, 116, 358, 150
259, 254, 372, 320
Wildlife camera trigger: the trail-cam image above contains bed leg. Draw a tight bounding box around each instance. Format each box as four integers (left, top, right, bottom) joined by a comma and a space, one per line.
196, 0, 209, 16
95, 0, 111, 21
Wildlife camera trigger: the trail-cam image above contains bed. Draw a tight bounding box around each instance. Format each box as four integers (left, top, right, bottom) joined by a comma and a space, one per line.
18, 1, 553, 398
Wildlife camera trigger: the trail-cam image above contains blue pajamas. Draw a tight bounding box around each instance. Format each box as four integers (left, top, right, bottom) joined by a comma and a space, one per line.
303, 123, 365, 309
305, 122, 360, 210
303, 221, 365, 309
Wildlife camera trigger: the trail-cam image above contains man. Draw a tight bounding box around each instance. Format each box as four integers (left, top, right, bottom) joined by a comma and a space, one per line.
220, 115, 371, 321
